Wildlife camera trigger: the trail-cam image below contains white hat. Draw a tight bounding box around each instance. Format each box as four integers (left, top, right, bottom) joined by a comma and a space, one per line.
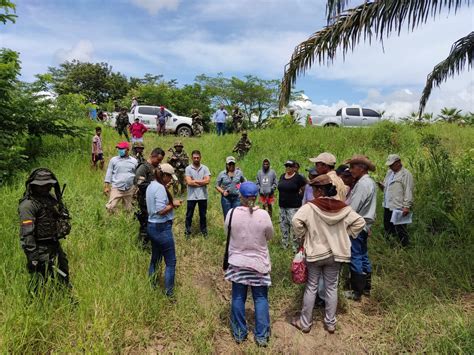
226, 156, 236, 164
385, 154, 401, 166
309, 152, 336, 166
160, 163, 178, 181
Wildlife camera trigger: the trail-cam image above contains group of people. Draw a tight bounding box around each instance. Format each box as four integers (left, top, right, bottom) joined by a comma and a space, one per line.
18, 124, 414, 347
212, 104, 245, 135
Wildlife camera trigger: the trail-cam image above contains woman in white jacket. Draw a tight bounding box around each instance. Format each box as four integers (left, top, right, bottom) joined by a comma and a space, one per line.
291, 174, 365, 334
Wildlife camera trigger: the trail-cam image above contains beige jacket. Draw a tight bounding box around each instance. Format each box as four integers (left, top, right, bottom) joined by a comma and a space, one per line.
383, 167, 414, 210
292, 201, 366, 263
327, 170, 349, 201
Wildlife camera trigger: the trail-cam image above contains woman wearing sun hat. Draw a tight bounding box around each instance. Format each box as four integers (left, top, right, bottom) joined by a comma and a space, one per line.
224, 181, 274, 347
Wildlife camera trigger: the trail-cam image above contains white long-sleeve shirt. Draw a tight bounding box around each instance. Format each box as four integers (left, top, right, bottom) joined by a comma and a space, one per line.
348, 174, 377, 231
104, 156, 138, 190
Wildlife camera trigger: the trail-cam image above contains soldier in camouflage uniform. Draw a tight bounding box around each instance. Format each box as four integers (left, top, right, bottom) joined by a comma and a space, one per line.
168, 141, 189, 196
131, 141, 146, 164
232, 106, 244, 133
134, 148, 165, 247
116, 107, 131, 142
191, 109, 203, 137
233, 131, 252, 159
18, 168, 72, 292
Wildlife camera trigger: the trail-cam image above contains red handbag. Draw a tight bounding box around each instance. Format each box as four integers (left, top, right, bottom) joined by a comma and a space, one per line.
291, 248, 308, 284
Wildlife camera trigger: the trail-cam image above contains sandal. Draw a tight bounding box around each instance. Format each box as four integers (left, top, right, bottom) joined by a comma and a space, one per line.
290, 317, 311, 333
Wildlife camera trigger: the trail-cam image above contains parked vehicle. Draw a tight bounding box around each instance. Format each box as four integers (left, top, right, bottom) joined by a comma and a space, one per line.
311, 107, 382, 127
109, 106, 194, 136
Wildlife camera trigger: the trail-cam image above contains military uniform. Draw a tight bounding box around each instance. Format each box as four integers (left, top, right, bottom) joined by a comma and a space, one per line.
232, 108, 243, 133
116, 111, 130, 141
233, 132, 252, 159
18, 169, 72, 292
134, 161, 157, 246
168, 141, 189, 195
131, 142, 146, 164
191, 110, 203, 137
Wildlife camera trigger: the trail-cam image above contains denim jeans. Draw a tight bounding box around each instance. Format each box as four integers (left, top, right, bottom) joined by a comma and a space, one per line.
147, 220, 176, 296
231, 282, 270, 344
221, 195, 240, 219
216, 122, 225, 136
185, 199, 208, 235
350, 230, 372, 275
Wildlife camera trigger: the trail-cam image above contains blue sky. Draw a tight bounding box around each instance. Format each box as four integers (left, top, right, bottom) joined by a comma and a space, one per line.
2, 0, 473, 116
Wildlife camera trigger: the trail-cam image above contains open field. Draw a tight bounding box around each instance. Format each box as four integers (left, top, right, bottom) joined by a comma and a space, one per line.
1, 122, 473, 353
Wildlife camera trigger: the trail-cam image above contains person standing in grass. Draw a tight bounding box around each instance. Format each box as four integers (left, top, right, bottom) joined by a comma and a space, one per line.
184, 150, 211, 238
310, 152, 348, 201
135, 148, 166, 247
91, 126, 104, 170
224, 182, 274, 347
291, 174, 365, 334
344, 155, 377, 301
277, 160, 306, 251
129, 117, 148, 144
146, 164, 181, 297
116, 107, 131, 142
215, 156, 246, 219
378, 154, 414, 247
156, 106, 171, 136
104, 142, 138, 213
256, 159, 277, 218
213, 104, 228, 136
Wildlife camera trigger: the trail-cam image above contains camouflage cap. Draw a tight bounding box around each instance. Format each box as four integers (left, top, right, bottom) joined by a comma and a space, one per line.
133, 142, 145, 148
29, 170, 57, 186
174, 141, 183, 147
242, 130, 248, 136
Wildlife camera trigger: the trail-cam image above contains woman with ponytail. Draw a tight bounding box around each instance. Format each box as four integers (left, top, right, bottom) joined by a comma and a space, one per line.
224, 182, 274, 347
291, 174, 365, 334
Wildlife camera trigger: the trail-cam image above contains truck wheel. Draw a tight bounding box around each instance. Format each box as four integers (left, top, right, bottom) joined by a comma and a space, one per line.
177, 126, 192, 137
324, 123, 338, 127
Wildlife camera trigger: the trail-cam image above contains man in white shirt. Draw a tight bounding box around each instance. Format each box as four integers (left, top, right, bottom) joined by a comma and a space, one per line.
213, 104, 228, 136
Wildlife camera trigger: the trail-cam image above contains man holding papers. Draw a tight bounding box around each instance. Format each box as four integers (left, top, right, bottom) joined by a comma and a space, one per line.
378, 154, 414, 247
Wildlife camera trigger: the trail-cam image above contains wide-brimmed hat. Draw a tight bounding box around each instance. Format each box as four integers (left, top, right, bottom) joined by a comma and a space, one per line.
116, 141, 130, 149
309, 152, 336, 166
385, 154, 401, 166
160, 163, 178, 181
309, 174, 332, 187
29, 170, 58, 186
345, 154, 376, 172
174, 141, 183, 147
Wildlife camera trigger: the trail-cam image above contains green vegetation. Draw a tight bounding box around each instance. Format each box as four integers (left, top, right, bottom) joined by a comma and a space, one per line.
1, 122, 472, 353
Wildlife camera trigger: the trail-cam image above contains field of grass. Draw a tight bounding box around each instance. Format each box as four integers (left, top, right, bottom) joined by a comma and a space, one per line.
0, 122, 473, 353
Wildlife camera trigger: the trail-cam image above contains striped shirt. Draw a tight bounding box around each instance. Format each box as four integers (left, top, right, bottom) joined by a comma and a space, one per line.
225, 265, 271, 287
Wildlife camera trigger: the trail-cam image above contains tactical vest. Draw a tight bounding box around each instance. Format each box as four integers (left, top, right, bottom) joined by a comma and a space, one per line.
35, 200, 61, 242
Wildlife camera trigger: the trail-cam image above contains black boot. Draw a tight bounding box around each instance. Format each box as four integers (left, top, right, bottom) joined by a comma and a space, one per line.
344, 273, 366, 301
364, 272, 372, 296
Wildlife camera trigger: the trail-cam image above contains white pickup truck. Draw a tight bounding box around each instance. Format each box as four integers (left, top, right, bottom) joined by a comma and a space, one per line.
110, 105, 194, 136
311, 107, 382, 127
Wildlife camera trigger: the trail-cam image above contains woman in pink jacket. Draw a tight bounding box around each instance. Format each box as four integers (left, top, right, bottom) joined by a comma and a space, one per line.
224, 181, 274, 347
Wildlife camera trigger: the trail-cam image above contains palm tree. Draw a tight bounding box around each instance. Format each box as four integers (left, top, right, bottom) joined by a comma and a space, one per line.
279, 1, 473, 118
437, 107, 463, 122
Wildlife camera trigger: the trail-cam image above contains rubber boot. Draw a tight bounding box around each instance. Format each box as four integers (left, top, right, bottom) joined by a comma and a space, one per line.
364, 272, 372, 296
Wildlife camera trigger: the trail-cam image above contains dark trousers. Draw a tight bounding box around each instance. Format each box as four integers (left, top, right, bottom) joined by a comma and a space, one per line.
216, 122, 225, 136
384, 208, 410, 246
117, 126, 130, 141
185, 199, 208, 235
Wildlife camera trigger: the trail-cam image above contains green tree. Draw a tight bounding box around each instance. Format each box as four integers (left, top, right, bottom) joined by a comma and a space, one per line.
279, 0, 473, 117
0, 0, 16, 24
437, 107, 463, 123
46, 60, 129, 103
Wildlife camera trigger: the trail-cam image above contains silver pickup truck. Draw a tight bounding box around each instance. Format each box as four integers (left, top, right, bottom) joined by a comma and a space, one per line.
311, 107, 382, 127
110, 105, 194, 136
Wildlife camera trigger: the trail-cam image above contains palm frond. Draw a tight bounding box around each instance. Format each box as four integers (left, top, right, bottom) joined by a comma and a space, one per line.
279, 0, 470, 109
326, 0, 351, 22
419, 31, 474, 116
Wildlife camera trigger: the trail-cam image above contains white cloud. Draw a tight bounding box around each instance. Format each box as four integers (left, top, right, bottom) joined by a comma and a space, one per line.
55, 40, 94, 62
130, 0, 180, 15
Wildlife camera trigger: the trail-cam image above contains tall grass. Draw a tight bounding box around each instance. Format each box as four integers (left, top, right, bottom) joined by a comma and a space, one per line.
0, 121, 472, 353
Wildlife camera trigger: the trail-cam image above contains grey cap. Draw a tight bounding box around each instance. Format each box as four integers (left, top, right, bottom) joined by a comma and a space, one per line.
385, 154, 401, 166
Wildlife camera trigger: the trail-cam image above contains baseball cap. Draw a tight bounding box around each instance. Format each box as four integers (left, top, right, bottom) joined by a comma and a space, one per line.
116, 141, 130, 149
284, 160, 296, 167
160, 163, 178, 181
385, 154, 401, 166
306, 167, 318, 176
309, 152, 337, 166
239, 181, 258, 197
226, 156, 236, 164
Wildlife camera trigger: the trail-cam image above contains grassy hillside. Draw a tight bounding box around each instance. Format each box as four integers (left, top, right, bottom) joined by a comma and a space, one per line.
0, 122, 473, 353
